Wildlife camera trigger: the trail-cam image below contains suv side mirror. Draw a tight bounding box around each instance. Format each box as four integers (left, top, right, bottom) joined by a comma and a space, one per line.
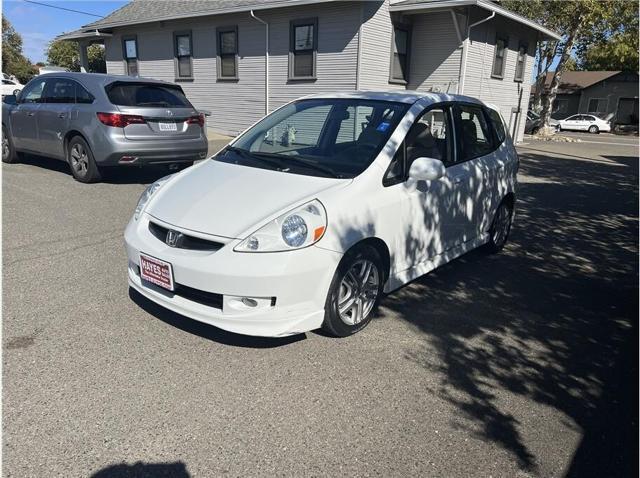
408, 157, 445, 181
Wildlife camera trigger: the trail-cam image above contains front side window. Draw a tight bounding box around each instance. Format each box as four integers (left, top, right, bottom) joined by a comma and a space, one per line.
390, 25, 410, 83
20, 79, 46, 103
123, 37, 138, 76
385, 106, 452, 185
514, 43, 527, 82
492, 36, 508, 79
217, 27, 238, 79
454, 104, 494, 161
289, 18, 317, 79
218, 99, 409, 178
174, 32, 192, 78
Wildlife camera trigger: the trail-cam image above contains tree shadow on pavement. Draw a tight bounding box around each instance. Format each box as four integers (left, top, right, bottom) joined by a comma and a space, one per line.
91, 461, 190, 477
378, 148, 638, 474
129, 288, 305, 349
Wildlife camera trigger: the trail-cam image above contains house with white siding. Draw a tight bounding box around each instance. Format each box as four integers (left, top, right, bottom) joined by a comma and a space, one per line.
57, 0, 559, 142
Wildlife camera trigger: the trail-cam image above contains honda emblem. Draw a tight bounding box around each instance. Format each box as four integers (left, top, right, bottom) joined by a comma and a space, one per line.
166, 230, 181, 247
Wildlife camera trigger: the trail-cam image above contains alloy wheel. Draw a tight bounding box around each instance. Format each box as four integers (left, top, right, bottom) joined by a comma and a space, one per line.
337, 259, 380, 326
2, 130, 9, 161
492, 203, 512, 247
70, 143, 88, 176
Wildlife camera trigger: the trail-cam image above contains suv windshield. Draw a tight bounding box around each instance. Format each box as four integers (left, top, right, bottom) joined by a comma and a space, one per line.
106, 82, 193, 108
216, 98, 409, 178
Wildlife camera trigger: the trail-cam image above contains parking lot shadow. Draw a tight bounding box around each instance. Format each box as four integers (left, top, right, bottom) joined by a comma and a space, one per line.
15, 153, 182, 185
377, 147, 638, 474
91, 460, 190, 477
129, 288, 305, 348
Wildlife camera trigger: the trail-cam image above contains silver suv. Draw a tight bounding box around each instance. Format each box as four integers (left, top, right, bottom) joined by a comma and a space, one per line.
1, 72, 208, 182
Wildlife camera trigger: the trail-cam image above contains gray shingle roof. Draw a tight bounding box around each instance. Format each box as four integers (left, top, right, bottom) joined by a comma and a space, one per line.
83, 0, 331, 29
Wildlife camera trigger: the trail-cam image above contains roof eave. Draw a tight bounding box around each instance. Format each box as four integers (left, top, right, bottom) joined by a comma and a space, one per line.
56, 29, 113, 41
390, 0, 561, 41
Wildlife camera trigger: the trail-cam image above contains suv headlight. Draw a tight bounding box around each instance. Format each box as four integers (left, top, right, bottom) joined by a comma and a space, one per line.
134, 175, 172, 220
234, 199, 327, 252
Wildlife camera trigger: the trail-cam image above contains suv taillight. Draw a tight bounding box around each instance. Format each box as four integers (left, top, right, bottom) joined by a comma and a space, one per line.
186, 113, 205, 128
97, 112, 145, 127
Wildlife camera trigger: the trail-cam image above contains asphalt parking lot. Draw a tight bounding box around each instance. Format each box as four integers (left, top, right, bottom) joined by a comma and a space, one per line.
3, 134, 638, 477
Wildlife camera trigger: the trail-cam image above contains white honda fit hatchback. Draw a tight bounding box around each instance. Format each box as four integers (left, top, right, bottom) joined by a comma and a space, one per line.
125, 91, 518, 337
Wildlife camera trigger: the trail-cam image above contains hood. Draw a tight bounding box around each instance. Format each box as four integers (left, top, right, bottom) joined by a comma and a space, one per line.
146, 160, 351, 238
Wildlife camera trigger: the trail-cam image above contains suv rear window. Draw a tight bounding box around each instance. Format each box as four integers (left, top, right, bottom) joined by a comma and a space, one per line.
105, 82, 193, 108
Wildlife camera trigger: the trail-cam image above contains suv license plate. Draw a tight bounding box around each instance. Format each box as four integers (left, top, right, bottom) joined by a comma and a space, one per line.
158, 122, 178, 132
139, 253, 174, 291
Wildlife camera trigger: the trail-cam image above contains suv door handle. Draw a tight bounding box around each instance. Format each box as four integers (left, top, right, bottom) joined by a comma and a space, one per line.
27, 112, 35, 116
58, 113, 66, 118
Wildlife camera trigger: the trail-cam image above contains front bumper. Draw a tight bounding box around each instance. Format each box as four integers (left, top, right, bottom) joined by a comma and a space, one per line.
124, 214, 342, 337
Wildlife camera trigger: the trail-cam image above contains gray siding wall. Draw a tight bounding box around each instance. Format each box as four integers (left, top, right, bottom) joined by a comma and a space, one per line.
463, 10, 537, 142
105, 2, 362, 136
359, 0, 403, 91
578, 75, 639, 120
407, 11, 463, 93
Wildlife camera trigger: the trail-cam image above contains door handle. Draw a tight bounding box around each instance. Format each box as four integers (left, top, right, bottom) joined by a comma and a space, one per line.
27, 112, 35, 117
58, 113, 66, 118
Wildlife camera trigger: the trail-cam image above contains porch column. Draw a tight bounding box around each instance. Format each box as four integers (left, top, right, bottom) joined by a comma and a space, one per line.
78, 41, 89, 72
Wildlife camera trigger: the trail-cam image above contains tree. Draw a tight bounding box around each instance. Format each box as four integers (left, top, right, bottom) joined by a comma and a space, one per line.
502, 1, 634, 131
46, 40, 106, 73
1, 15, 37, 83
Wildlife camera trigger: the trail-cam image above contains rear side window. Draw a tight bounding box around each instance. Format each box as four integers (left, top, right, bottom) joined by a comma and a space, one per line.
106, 83, 193, 108
454, 104, 494, 161
486, 107, 506, 144
42, 78, 76, 103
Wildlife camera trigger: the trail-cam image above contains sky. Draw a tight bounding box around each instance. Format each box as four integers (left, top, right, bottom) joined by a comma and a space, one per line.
3, 0, 128, 63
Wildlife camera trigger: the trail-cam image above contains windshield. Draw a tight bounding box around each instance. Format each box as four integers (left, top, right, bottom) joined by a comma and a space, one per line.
215, 98, 409, 178
106, 82, 193, 108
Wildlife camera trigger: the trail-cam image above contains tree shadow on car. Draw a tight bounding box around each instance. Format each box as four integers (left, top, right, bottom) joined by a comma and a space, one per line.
13, 153, 177, 185
128, 288, 306, 349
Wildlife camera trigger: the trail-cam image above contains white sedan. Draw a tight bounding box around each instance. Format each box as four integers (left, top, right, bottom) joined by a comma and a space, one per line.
125, 91, 519, 337
0, 78, 23, 97
557, 114, 611, 133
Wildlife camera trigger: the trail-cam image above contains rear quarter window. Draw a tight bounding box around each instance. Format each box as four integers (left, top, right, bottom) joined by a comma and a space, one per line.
106, 82, 193, 108
486, 107, 506, 144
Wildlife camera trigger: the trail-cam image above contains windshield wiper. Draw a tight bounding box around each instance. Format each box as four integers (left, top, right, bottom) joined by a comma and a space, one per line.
278, 155, 341, 178
224, 146, 285, 170
224, 147, 340, 178
137, 101, 172, 107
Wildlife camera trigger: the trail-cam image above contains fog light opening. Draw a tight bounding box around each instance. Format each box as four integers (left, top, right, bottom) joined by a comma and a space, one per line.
119, 155, 138, 164
241, 297, 258, 308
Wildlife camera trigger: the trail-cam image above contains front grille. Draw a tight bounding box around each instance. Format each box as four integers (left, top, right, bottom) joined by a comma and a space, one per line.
135, 265, 223, 309
148, 222, 223, 251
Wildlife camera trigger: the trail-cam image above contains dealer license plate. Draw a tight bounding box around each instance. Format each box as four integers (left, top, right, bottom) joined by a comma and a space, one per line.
139, 253, 174, 291
158, 122, 178, 132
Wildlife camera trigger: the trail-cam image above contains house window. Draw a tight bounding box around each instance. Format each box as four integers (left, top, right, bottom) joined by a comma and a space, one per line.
123, 37, 138, 76
587, 98, 607, 114
217, 26, 238, 80
514, 43, 527, 82
553, 98, 569, 114
174, 31, 193, 79
491, 36, 508, 79
390, 24, 410, 83
289, 18, 318, 80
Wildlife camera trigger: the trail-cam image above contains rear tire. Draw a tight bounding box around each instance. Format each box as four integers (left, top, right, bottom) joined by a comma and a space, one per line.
531, 127, 539, 135
588, 125, 599, 134
67, 135, 101, 183
2, 125, 18, 164
486, 199, 514, 253
322, 245, 384, 337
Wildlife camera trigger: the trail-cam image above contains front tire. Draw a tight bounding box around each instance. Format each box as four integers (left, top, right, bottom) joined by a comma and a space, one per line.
67, 135, 101, 183
322, 245, 384, 337
588, 125, 599, 134
486, 199, 514, 253
12, 89, 20, 96
2, 125, 18, 164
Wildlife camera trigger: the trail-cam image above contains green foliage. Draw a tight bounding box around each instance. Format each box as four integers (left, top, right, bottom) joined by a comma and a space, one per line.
1, 15, 37, 83
46, 40, 107, 73
579, 32, 639, 71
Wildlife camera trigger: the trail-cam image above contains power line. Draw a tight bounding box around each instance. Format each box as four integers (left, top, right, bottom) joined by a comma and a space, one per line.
23, 0, 104, 18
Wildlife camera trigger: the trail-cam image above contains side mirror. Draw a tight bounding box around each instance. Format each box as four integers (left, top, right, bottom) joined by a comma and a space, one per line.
2, 94, 17, 105
408, 157, 445, 181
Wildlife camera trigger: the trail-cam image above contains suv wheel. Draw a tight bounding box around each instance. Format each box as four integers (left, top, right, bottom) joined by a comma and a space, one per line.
2, 125, 18, 164
68, 136, 101, 183
322, 245, 384, 337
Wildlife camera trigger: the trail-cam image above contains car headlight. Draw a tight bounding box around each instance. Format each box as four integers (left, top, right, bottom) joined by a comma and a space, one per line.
234, 199, 327, 252
134, 175, 173, 220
